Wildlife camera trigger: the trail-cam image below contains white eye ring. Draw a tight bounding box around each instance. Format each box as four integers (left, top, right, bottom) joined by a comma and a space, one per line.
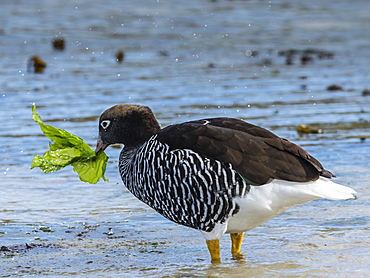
101, 120, 111, 130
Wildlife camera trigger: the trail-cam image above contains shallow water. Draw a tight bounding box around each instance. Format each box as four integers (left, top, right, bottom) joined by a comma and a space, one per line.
1, 0, 370, 277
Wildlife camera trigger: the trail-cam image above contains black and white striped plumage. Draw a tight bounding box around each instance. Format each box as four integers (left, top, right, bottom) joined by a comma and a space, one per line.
119, 136, 249, 233
96, 104, 356, 262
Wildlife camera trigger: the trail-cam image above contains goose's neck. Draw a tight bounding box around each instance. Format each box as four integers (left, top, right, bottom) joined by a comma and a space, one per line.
119, 146, 139, 174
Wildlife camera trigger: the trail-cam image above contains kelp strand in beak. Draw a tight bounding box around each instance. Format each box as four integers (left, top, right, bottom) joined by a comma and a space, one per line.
31, 105, 109, 184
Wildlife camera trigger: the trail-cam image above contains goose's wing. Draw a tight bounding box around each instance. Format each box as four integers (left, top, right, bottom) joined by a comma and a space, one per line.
156, 117, 333, 185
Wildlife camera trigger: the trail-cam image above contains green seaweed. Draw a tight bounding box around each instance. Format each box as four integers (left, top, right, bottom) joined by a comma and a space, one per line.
31, 105, 108, 184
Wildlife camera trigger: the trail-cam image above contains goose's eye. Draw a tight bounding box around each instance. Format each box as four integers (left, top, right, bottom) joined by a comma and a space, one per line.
100, 120, 111, 130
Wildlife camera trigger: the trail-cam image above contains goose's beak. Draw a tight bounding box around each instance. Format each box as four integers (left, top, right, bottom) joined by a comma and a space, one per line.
95, 135, 109, 153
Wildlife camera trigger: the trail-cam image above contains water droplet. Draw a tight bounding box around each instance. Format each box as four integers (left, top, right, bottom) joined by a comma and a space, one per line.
245, 50, 253, 57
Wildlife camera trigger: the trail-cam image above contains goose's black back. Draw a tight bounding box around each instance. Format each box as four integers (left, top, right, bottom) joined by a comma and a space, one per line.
156, 117, 334, 185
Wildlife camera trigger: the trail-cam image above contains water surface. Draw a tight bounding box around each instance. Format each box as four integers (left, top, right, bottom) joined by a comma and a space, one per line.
1, 0, 370, 277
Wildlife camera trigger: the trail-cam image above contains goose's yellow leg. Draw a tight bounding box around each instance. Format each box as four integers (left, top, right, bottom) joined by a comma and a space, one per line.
230, 232, 244, 259
206, 239, 221, 263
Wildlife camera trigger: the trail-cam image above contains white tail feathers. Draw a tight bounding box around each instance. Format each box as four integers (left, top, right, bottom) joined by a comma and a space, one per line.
226, 177, 356, 234
244, 177, 357, 215
265, 177, 357, 208
303, 177, 357, 201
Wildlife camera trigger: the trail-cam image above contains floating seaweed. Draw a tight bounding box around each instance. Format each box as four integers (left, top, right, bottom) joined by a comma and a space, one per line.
27, 55, 47, 73
52, 38, 65, 51
327, 84, 343, 91
296, 124, 323, 134
278, 49, 334, 65
362, 89, 370, 96
116, 49, 125, 63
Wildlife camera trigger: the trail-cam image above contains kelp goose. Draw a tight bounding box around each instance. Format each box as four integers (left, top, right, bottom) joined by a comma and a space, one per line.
95, 104, 356, 263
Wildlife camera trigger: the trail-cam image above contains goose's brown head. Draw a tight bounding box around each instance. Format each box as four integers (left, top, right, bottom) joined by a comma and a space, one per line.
95, 104, 160, 152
